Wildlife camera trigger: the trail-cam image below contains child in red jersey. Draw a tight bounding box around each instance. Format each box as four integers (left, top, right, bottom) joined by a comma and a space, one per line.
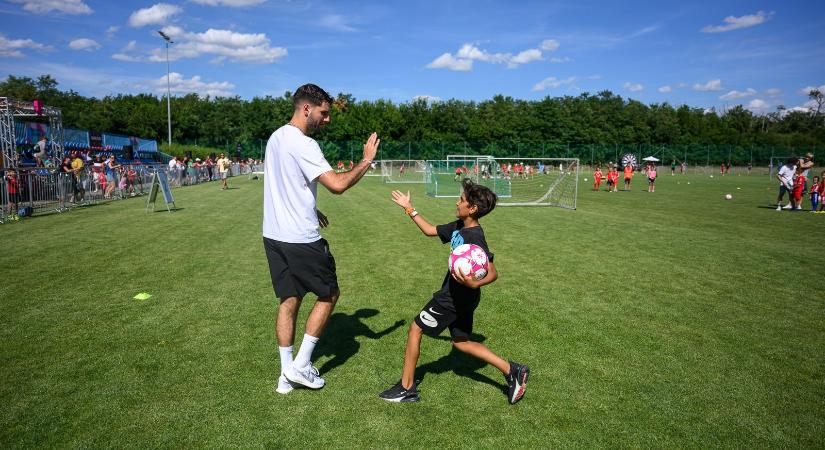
606, 167, 618, 192
791, 166, 806, 211
593, 167, 603, 191
810, 175, 820, 212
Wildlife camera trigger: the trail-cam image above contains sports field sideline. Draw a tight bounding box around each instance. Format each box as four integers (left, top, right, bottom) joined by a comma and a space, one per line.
1, 172, 823, 447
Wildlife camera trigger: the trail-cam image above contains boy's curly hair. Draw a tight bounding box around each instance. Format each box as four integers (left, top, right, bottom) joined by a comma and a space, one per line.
462, 178, 496, 219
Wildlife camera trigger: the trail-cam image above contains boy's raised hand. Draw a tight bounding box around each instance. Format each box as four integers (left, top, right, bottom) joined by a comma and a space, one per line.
363, 132, 380, 162
391, 190, 412, 209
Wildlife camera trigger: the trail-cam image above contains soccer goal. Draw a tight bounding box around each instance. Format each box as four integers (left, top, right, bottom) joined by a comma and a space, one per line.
427, 155, 579, 209
380, 159, 427, 183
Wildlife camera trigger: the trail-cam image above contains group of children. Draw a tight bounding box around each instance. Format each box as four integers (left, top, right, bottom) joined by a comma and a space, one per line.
776, 155, 822, 212
592, 162, 658, 192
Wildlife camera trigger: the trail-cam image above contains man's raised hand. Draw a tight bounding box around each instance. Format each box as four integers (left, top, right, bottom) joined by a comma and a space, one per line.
363, 132, 380, 162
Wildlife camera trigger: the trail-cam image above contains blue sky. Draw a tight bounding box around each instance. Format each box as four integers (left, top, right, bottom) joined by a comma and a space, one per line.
0, 0, 823, 114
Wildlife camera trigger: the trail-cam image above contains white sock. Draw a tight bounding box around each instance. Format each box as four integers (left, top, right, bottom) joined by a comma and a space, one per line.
293, 334, 319, 369
279, 346, 293, 375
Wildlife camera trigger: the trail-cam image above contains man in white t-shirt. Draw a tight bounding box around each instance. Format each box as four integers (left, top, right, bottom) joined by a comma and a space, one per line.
263, 83, 380, 394
775, 157, 798, 211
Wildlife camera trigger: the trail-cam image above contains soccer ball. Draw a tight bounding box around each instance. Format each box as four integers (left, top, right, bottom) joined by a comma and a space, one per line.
449, 244, 489, 281
725, 194, 732, 200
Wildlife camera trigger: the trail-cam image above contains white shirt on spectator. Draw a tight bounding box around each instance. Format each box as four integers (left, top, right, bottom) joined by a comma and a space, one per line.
778, 164, 795, 188
168, 159, 177, 170
263, 125, 333, 243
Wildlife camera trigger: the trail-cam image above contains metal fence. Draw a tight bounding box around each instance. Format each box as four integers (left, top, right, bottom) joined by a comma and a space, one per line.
1, 162, 262, 223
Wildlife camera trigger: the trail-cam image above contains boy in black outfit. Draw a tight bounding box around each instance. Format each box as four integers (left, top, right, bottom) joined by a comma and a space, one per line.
379, 179, 529, 404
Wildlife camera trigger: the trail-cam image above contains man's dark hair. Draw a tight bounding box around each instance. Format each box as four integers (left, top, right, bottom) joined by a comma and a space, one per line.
462, 178, 497, 219
787, 156, 798, 165
293, 84, 332, 109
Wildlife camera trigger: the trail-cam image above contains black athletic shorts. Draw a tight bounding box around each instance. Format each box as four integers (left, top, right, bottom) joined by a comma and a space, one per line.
414, 291, 480, 339
263, 237, 339, 300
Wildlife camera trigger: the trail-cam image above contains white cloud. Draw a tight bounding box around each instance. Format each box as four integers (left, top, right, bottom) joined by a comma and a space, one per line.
151, 72, 235, 97
798, 84, 825, 95
319, 14, 357, 32
128, 3, 182, 28
701, 11, 774, 33
719, 88, 756, 100
549, 56, 571, 63
413, 95, 442, 103
509, 49, 542, 68
765, 88, 781, 97
456, 44, 509, 64
532, 76, 576, 92
658, 85, 672, 93
142, 26, 287, 64
540, 39, 559, 52
693, 79, 723, 91
426, 52, 472, 71
0, 34, 51, 57
68, 38, 100, 51
112, 53, 142, 62
428, 41, 553, 71
623, 82, 643, 92
190, 0, 265, 5
106, 26, 119, 37
747, 99, 769, 113
7, 0, 92, 14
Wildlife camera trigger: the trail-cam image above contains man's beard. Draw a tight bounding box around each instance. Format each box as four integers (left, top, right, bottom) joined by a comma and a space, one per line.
306, 113, 324, 134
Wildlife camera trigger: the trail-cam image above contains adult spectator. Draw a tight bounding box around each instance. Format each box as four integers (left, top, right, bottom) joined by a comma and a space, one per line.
104, 155, 120, 199
33, 136, 47, 166
263, 83, 379, 394
776, 156, 798, 211
799, 153, 815, 191
70, 151, 85, 202
216, 153, 231, 190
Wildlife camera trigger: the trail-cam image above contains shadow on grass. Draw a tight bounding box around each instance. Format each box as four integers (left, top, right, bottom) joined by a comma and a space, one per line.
315, 308, 404, 375
415, 333, 507, 395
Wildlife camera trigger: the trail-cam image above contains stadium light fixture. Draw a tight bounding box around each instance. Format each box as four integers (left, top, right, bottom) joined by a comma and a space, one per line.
158, 31, 174, 146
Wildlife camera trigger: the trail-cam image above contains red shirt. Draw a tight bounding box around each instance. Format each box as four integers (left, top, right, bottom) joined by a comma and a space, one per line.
594, 170, 603, 180
623, 166, 633, 178
5, 175, 18, 194
811, 183, 821, 194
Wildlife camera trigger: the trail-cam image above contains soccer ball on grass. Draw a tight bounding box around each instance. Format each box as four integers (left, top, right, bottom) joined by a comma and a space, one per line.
449, 244, 489, 281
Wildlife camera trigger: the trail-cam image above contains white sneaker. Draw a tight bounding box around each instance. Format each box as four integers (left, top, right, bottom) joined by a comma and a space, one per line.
284, 364, 325, 389
782, 204, 792, 209
776, 205, 782, 211
276, 374, 294, 394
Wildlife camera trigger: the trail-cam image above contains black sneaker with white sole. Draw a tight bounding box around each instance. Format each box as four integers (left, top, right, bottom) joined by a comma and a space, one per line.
506, 361, 529, 404
378, 380, 420, 403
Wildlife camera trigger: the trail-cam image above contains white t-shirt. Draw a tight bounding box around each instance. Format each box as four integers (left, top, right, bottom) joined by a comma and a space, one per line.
778, 164, 795, 188
168, 159, 177, 170
263, 125, 333, 243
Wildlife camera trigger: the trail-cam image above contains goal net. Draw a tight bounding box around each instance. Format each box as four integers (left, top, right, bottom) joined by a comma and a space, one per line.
426, 155, 579, 209
380, 159, 427, 183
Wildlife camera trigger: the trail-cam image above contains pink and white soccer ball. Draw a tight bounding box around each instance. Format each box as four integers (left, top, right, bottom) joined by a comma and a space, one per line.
449, 244, 489, 281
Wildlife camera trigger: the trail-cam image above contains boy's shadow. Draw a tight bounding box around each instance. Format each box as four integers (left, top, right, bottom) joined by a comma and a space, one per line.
415, 334, 507, 394
315, 309, 404, 374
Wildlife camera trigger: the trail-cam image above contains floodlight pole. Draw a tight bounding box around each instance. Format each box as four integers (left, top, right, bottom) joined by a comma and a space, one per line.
158, 31, 173, 146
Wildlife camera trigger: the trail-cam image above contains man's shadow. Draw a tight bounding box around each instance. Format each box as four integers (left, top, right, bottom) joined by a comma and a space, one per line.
314, 309, 404, 374
415, 334, 507, 394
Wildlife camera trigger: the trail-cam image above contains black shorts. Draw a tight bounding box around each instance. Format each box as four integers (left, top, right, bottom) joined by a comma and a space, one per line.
414, 292, 480, 339
263, 237, 339, 300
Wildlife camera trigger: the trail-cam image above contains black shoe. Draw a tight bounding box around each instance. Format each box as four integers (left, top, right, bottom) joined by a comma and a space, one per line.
379, 380, 420, 403
506, 361, 529, 404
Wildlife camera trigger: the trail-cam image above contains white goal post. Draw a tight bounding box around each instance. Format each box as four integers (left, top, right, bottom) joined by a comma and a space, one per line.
428, 155, 579, 209
380, 159, 427, 183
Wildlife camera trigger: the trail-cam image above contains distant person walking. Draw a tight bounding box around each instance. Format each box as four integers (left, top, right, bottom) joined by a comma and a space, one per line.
263, 83, 380, 394
216, 153, 231, 190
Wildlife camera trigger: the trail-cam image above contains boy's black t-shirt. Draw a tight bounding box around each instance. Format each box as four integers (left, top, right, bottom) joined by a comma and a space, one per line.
435, 219, 494, 303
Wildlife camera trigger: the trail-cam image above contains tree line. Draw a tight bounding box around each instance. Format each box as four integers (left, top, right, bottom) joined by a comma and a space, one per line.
1, 74, 822, 162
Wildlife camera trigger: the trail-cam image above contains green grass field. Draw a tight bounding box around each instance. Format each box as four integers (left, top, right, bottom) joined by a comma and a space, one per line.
1, 172, 823, 448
